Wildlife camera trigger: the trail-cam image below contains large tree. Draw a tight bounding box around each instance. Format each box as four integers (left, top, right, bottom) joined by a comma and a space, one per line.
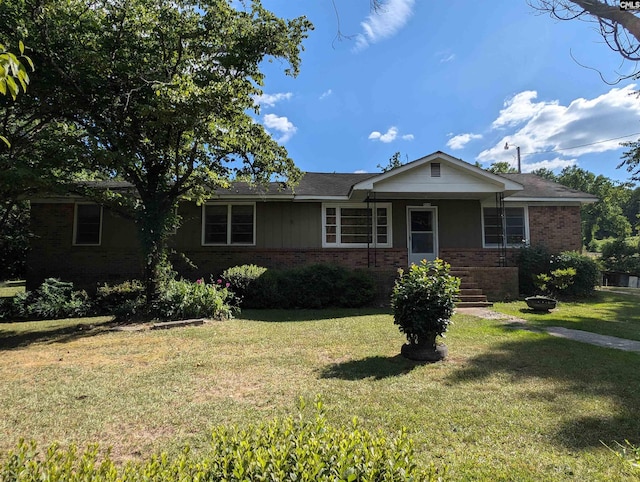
531, 1, 640, 80
1, 0, 312, 304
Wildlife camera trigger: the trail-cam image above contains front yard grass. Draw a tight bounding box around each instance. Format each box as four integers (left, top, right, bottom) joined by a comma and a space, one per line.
0, 308, 639, 480
492, 290, 640, 341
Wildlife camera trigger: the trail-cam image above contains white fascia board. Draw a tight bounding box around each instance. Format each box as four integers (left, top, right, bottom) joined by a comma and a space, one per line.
505, 197, 597, 204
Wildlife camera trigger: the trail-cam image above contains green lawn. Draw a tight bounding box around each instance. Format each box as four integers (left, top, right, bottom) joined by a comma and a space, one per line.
492, 290, 640, 341
0, 308, 639, 480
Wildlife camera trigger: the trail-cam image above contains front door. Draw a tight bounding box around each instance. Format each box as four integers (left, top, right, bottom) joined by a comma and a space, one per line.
407, 207, 438, 265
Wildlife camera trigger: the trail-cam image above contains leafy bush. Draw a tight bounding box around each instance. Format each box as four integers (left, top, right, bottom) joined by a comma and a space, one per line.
93, 280, 145, 318
155, 278, 235, 320
553, 251, 600, 298
517, 247, 600, 298
4, 278, 90, 320
222, 264, 267, 304
0, 399, 445, 481
238, 264, 377, 309
535, 267, 576, 297
600, 237, 640, 274
390, 258, 460, 345
517, 245, 553, 295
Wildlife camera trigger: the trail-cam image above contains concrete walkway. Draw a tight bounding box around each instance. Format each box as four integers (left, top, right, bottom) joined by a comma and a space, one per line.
458, 307, 640, 353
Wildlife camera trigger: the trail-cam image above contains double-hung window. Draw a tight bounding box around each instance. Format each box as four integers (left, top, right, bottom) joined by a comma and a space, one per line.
73, 203, 103, 246
202, 203, 255, 245
323, 203, 392, 248
482, 205, 528, 247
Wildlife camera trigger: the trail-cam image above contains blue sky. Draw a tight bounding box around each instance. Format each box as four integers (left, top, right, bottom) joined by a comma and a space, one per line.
253, 0, 640, 183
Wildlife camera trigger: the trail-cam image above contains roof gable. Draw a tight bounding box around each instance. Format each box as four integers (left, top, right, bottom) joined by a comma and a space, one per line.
351, 151, 523, 196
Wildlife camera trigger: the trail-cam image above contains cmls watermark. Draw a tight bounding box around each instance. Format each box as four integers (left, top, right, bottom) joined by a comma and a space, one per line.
620, 1, 640, 10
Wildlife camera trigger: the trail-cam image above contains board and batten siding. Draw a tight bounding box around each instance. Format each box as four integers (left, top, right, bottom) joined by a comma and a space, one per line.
372, 162, 503, 194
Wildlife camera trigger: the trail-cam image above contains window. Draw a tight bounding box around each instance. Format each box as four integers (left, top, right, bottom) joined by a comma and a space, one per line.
322, 203, 392, 248
73, 204, 102, 246
202, 203, 255, 245
431, 162, 441, 178
483, 206, 527, 247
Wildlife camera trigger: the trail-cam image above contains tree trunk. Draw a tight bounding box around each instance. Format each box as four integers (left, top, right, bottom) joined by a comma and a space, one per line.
137, 195, 172, 311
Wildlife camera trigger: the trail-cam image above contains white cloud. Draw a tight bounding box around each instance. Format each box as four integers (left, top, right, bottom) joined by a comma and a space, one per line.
402, 134, 414, 140
353, 0, 415, 52
447, 133, 482, 150
319, 89, 332, 100
492, 91, 551, 129
253, 92, 292, 108
440, 53, 455, 63
263, 114, 297, 143
354, 169, 368, 174
369, 126, 398, 143
477, 85, 640, 171
523, 158, 577, 173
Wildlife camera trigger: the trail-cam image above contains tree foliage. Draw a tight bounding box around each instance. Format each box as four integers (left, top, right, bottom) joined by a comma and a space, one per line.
532, 165, 634, 244
1, 1, 312, 303
487, 161, 518, 174
376, 151, 405, 172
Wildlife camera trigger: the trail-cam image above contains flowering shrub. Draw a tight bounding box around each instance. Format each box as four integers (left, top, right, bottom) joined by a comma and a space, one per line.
391, 259, 460, 345
156, 278, 235, 320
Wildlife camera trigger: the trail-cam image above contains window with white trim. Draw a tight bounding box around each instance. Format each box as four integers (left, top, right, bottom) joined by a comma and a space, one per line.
73, 203, 102, 246
322, 203, 392, 248
202, 203, 255, 245
482, 206, 528, 247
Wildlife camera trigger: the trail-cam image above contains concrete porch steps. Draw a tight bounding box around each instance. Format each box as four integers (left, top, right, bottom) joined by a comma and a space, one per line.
451, 268, 493, 307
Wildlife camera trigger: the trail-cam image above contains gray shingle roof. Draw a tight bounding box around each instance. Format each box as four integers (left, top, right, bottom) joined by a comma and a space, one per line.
500, 173, 598, 200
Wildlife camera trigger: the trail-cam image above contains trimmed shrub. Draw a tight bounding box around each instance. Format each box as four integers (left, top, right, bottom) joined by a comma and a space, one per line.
390, 258, 460, 345
553, 251, 600, 298
155, 278, 235, 320
93, 280, 145, 319
222, 264, 267, 304
237, 264, 377, 309
0, 400, 445, 481
5, 278, 90, 320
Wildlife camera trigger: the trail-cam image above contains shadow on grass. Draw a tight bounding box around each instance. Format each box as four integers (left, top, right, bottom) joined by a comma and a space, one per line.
0, 317, 121, 350
239, 307, 391, 322
447, 328, 640, 450
319, 354, 420, 380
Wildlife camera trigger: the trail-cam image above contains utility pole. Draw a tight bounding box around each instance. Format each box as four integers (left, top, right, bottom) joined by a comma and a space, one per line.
504, 143, 521, 173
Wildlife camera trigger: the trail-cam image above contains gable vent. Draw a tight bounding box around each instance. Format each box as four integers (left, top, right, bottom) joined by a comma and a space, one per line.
431, 162, 441, 178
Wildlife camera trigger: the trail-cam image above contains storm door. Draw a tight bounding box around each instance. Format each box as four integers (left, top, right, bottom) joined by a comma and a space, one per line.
407, 207, 438, 265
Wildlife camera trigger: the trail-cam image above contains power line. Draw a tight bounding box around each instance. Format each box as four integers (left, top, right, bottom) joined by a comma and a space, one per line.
521, 131, 640, 156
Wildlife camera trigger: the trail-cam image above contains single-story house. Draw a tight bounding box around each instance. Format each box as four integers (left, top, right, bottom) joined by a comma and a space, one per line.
27, 151, 597, 301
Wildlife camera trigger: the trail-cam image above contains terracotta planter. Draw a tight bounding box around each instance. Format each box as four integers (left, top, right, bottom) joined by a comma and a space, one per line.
525, 296, 557, 312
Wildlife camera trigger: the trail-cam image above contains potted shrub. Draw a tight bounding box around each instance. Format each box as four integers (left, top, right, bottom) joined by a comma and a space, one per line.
391, 258, 460, 362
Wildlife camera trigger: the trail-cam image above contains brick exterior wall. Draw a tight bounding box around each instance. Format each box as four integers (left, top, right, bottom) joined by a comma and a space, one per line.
176, 248, 407, 280
466, 267, 519, 301
440, 248, 519, 267
528, 205, 582, 252
27, 202, 582, 299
